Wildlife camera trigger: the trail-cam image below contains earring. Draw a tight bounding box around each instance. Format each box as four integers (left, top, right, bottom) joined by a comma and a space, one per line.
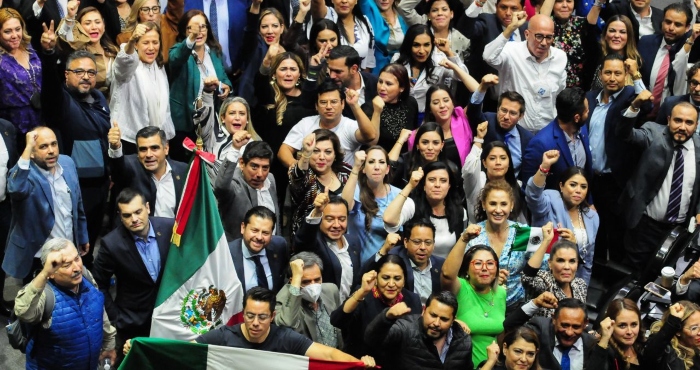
270, 77, 276, 85
296, 80, 300, 87
465, 274, 470, 280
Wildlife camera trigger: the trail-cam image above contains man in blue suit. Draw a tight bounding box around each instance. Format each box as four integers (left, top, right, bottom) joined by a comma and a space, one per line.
467, 74, 533, 179
2, 127, 88, 283
229, 206, 289, 294
521, 87, 593, 193
656, 62, 700, 126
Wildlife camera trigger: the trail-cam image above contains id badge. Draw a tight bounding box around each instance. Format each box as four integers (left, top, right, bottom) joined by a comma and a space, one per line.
535, 86, 548, 98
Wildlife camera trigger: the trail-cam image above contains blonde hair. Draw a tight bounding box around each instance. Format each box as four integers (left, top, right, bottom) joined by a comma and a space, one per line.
0, 8, 31, 51
650, 300, 700, 370
125, 0, 156, 33
219, 96, 260, 140
267, 52, 305, 125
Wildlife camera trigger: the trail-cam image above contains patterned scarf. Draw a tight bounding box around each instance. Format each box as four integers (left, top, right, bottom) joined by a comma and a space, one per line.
372, 287, 404, 307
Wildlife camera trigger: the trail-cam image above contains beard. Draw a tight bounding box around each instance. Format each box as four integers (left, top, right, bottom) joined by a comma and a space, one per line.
66, 83, 93, 99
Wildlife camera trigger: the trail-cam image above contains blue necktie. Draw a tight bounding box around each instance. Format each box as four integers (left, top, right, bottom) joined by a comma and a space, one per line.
666, 146, 685, 223
58, 1, 65, 18
252, 255, 269, 289
509, 33, 515, 41
504, 133, 512, 147
560, 347, 571, 370
209, 0, 218, 41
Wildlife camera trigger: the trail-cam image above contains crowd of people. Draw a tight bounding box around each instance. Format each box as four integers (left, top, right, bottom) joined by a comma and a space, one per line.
4, 0, 700, 368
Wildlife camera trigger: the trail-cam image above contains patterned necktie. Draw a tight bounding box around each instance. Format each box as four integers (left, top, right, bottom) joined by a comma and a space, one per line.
57, 0, 65, 18
665, 145, 685, 223
209, 0, 218, 41
560, 347, 571, 370
252, 255, 269, 289
652, 45, 672, 114
291, 0, 300, 19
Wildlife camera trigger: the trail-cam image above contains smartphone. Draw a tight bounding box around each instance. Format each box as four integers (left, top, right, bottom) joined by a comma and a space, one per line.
644, 282, 671, 298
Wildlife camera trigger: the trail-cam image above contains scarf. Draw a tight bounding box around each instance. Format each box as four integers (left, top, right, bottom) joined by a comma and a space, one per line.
372, 286, 404, 307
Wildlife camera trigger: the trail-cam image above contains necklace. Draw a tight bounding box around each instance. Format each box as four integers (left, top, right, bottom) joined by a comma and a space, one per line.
473, 286, 495, 317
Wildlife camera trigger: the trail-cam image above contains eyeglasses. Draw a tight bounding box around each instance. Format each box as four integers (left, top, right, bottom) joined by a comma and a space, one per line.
689, 79, 700, 88
408, 239, 435, 247
685, 325, 700, 335
187, 24, 209, 31
244, 313, 271, 322
66, 69, 97, 78
139, 6, 161, 14
498, 107, 520, 117
470, 259, 498, 270
318, 99, 341, 106
532, 33, 555, 43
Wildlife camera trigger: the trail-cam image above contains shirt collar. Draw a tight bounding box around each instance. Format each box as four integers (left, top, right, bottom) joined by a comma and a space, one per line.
522, 40, 552, 63
632, 5, 652, 20
680, 137, 693, 151
242, 243, 268, 258
506, 126, 520, 139
132, 221, 155, 242
595, 89, 624, 105
37, 161, 63, 180
409, 257, 432, 272
555, 335, 583, 352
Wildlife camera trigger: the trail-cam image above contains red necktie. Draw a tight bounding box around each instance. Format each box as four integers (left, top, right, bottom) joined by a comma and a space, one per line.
652, 45, 672, 114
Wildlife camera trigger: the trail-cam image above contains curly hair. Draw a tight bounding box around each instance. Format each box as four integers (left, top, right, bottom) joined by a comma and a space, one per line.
475, 179, 514, 222
268, 52, 305, 125
650, 300, 700, 370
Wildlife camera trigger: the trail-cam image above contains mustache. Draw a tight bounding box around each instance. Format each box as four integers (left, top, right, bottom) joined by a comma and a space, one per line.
71, 271, 82, 278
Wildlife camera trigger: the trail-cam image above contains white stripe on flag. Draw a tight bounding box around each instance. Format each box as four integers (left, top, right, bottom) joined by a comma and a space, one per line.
526, 227, 544, 253
207, 346, 310, 370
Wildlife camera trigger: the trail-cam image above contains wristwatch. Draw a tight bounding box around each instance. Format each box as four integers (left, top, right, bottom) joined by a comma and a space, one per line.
632, 71, 642, 80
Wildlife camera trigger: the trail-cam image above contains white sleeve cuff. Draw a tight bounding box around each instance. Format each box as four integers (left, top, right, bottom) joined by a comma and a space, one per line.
521, 301, 539, 316
305, 215, 322, 225
622, 107, 640, 118
676, 279, 690, 295
18, 157, 31, 170
108, 146, 123, 158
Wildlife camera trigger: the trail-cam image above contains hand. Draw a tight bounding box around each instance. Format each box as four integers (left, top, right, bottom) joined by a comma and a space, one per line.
360, 355, 377, 369
480, 74, 499, 89
681, 261, 700, 285
313, 187, 330, 212
354, 150, 366, 169
476, 121, 488, 140
310, 43, 331, 67
454, 319, 471, 334
398, 129, 412, 144
231, 130, 252, 150
435, 38, 453, 56
541, 150, 559, 170
108, 122, 122, 150
187, 23, 201, 41
511, 11, 527, 29
202, 76, 220, 93
380, 233, 401, 255
486, 341, 500, 363
631, 90, 652, 109
598, 317, 614, 340
37, 0, 47, 6
345, 88, 360, 106
79, 243, 90, 256
696, 213, 700, 226
438, 58, 457, 70
461, 224, 482, 242
541, 222, 554, 245
265, 43, 282, 63
372, 95, 385, 112
302, 132, 316, 154
298, 0, 311, 15
533, 291, 558, 309
669, 302, 686, 318
66, 0, 79, 19
218, 83, 231, 99
130, 24, 149, 43
25, 130, 38, 152
386, 302, 412, 319
123, 339, 132, 355
289, 259, 305, 279
409, 167, 424, 187
361, 270, 377, 293
497, 269, 509, 286
557, 227, 576, 244
98, 349, 117, 368
624, 58, 639, 76
41, 248, 74, 276
41, 20, 56, 51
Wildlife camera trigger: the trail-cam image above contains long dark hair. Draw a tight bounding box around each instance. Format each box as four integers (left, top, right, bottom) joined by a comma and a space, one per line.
423, 84, 455, 123
312, 129, 346, 175
460, 245, 499, 280
75, 7, 118, 58
379, 63, 411, 103
176, 9, 222, 54
409, 122, 444, 172
603, 298, 645, 370
334, 2, 374, 52
396, 24, 435, 80
410, 161, 464, 235
309, 19, 340, 56
559, 166, 591, 213
480, 141, 523, 220
358, 146, 391, 232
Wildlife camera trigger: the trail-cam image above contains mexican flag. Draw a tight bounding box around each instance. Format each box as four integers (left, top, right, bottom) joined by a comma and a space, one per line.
120, 338, 369, 370
511, 224, 559, 253
150, 141, 243, 340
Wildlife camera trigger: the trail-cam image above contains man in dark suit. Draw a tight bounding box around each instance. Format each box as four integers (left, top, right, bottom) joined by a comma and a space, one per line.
0, 119, 17, 315
92, 188, 173, 363
362, 219, 444, 305
108, 125, 188, 218
215, 141, 281, 241
467, 74, 533, 178
327, 46, 378, 121
599, 0, 662, 40
585, 54, 646, 263
638, 3, 695, 119
2, 127, 88, 283
656, 61, 700, 125
295, 193, 362, 302
505, 295, 596, 370
457, 0, 527, 105
229, 206, 289, 294
616, 90, 700, 271
521, 88, 593, 192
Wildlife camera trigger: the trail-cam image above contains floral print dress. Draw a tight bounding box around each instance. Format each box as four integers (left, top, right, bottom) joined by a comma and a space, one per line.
553, 16, 587, 88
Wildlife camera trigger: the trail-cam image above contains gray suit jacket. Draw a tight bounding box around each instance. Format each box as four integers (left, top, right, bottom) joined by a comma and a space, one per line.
616, 114, 700, 228
213, 157, 281, 241
275, 283, 343, 348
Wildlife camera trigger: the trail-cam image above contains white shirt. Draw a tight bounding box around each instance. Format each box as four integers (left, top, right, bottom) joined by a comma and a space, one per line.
648, 39, 690, 101
152, 161, 176, 218
391, 54, 465, 113
645, 138, 696, 224
632, 5, 655, 37
358, 74, 367, 107
554, 336, 584, 370
283, 115, 361, 165
0, 135, 8, 202
306, 214, 354, 301
483, 36, 567, 132
254, 175, 278, 234
203, 0, 231, 70
317, 6, 376, 69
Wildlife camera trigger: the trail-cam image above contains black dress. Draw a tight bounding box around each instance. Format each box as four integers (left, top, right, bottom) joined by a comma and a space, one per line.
376, 97, 419, 152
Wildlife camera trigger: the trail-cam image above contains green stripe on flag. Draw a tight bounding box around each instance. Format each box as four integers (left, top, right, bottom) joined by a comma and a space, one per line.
511, 224, 532, 252
119, 338, 208, 370
155, 161, 225, 306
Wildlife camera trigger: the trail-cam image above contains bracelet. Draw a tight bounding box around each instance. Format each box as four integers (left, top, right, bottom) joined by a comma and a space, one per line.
473, 138, 484, 144
351, 171, 359, 176
538, 166, 550, 175
629, 105, 640, 112
352, 292, 365, 302
398, 193, 408, 199
65, 17, 75, 22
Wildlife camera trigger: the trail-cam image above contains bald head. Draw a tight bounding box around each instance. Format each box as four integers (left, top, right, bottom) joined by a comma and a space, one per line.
525, 15, 555, 63
28, 127, 60, 172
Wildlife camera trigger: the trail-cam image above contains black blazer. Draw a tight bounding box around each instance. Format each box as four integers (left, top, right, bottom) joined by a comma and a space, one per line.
456, 13, 527, 81
294, 218, 363, 291
655, 94, 699, 125
110, 155, 188, 217
92, 217, 174, 330
504, 307, 597, 370
584, 86, 642, 188
600, 0, 662, 41
343, 71, 379, 121
638, 34, 687, 99
229, 236, 289, 294
0, 119, 18, 171
360, 247, 444, 297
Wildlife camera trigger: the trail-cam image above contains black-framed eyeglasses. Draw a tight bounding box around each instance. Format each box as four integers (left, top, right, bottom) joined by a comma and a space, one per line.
66, 69, 97, 78
533, 33, 555, 43
139, 6, 161, 14
689, 79, 700, 88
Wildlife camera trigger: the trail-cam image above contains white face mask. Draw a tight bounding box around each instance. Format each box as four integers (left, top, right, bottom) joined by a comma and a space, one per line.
300, 283, 323, 303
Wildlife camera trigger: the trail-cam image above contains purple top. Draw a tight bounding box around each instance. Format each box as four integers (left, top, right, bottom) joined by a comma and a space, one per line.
0, 47, 42, 133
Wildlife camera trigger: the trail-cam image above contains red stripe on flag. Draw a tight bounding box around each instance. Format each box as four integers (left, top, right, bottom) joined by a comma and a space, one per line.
309, 359, 377, 370
226, 311, 244, 326
173, 156, 202, 241
547, 229, 560, 254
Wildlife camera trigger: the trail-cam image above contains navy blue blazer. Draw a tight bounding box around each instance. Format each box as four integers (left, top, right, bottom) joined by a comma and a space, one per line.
229, 236, 289, 294
3, 155, 88, 279
92, 217, 173, 330
521, 120, 594, 192
639, 34, 687, 100
584, 87, 642, 188
343, 71, 379, 121
294, 219, 363, 291
360, 246, 444, 297
600, 0, 662, 41
655, 94, 699, 125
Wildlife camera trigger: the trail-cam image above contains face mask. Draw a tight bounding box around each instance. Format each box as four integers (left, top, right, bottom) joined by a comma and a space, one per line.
300, 283, 323, 303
